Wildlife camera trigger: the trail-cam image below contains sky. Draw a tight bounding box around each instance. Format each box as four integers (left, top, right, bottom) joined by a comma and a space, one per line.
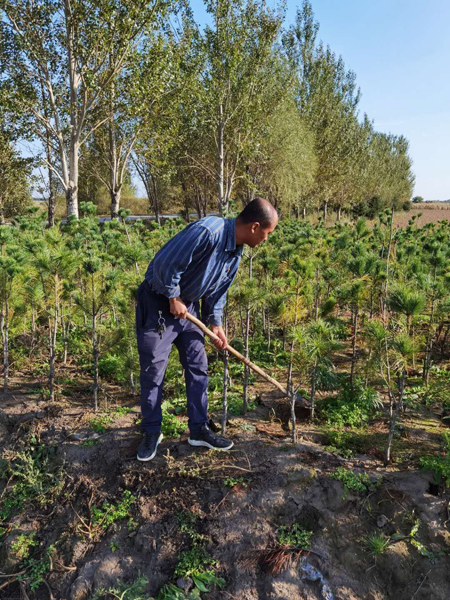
188, 0, 450, 201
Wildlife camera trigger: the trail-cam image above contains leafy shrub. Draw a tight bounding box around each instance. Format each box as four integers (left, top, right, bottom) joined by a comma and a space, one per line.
420, 433, 450, 487
98, 354, 127, 383
321, 379, 381, 428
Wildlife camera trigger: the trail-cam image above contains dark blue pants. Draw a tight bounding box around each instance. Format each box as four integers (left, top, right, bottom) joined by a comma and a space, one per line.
135, 280, 209, 434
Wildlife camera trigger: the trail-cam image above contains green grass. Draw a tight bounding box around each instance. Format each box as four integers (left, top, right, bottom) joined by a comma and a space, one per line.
364, 533, 390, 556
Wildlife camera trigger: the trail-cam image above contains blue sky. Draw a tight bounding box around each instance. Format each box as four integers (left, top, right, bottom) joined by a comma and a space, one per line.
189, 0, 450, 200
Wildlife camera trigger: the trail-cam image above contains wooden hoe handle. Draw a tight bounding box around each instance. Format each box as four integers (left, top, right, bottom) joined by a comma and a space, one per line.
184, 312, 290, 397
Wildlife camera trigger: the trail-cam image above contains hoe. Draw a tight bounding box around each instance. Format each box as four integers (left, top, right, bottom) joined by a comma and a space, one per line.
185, 313, 310, 443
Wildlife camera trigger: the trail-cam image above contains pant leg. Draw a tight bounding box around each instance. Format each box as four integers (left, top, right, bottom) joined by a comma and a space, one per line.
136, 282, 178, 434
174, 302, 209, 434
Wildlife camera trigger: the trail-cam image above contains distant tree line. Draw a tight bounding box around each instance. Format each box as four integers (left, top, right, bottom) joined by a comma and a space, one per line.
0, 0, 415, 223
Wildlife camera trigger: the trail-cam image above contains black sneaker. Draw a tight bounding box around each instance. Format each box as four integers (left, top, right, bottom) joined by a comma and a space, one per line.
137, 432, 163, 461
188, 423, 233, 451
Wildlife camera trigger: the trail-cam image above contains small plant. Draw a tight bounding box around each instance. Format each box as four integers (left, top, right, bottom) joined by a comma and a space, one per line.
81, 438, 101, 448
364, 533, 390, 556
223, 477, 248, 488
279, 524, 313, 550
91, 574, 149, 600
0, 444, 64, 523
91, 490, 136, 530
161, 401, 186, 438
89, 414, 114, 434
331, 467, 374, 499
110, 541, 120, 553
420, 433, 450, 487
177, 511, 207, 544
18, 544, 54, 591
323, 445, 354, 459
111, 406, 132, 417
11, 532, 38, 559
174, 546, 224, 594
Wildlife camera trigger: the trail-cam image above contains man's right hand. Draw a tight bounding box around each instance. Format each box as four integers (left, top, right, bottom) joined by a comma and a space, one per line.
169, 297, 188, 319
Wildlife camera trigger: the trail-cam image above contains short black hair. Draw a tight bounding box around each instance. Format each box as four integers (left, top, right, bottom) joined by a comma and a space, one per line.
236, 197, 277, 228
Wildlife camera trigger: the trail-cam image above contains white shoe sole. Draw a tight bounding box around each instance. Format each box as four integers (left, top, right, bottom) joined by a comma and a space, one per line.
188, 438, 234, 451
137, 433, 163, 461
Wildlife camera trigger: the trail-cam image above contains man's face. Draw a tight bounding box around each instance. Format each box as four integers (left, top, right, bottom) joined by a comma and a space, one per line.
249, 218, 278, 247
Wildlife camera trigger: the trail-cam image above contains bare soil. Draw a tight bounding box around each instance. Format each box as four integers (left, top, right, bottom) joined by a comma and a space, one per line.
1, 373, 449, 600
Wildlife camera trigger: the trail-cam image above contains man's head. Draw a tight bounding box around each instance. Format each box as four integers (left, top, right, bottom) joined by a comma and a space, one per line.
235, 197, 278, 248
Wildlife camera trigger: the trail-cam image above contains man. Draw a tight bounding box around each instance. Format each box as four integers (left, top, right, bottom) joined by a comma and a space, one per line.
135, 197, 278, 461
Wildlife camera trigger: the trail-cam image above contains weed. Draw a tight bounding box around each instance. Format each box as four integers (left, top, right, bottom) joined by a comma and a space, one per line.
279, 445, 290, 452
161, 401, 186, 438
90, 490, 136, 531
81, 439, 101, 448
110, 406, 132, 417
420, 433, 450, 487
89, 414, 114, 434
0, 444, 64, 523
323, 445, 354, 459
110, 541, 120, 553
18, 544, 54, 591
321, 379, 382, 429
91, 574, 149, 600
173, 546, 225, 594
223, 477, 248, 488
331, 467, 375, 499
177, 511, 207, 544
279, 524, 313, 550
411, 539, 435, 558
364, 533, 390, 556
127, 517, 138, 532
11, 532, 38, 559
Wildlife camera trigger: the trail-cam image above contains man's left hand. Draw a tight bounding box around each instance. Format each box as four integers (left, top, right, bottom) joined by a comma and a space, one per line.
210, 325, 227, 350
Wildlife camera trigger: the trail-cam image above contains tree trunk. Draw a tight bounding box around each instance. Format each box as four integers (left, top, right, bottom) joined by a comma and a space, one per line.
218, 104, 225, 216
243, 255, 253, 415
336, 206, 341, 222
350, 306, 358, 387
65, 0, 80, 220
221, 306, 229, 434
1, 298, 8, 394
382, 206, 394, 321
385, 371, 406, 465
92, 309, 99, 413
323, 200, 328, 222
314, 266, 320, 320
48, 276, 59, 401
110, 187, 121, 220
310, 366, 317, 421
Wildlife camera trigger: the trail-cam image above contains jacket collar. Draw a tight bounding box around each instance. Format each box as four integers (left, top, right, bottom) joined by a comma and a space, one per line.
225, 218, 243, 256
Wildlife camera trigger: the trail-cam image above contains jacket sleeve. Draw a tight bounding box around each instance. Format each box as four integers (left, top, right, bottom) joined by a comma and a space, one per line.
151, 225, 212, 298
203, 263, 239, 326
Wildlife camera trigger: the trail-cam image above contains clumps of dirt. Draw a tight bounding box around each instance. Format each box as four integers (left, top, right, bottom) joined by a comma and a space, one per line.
0, 392, 450, 600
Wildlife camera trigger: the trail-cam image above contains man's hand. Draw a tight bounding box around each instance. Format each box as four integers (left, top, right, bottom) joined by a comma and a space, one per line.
169, 297, 188, 319
210, 325, 227, 350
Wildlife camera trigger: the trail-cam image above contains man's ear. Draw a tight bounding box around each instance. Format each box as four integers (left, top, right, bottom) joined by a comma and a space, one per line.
251, 222, 260, 234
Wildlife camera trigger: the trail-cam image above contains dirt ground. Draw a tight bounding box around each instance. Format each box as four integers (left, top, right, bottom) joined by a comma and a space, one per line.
1, 374, 450, 600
